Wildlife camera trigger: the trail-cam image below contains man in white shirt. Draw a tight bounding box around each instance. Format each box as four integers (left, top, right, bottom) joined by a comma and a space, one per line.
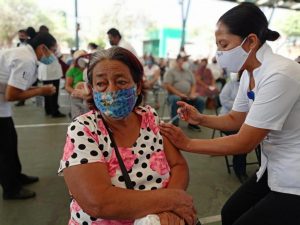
107, 28, 137, 56
38, 54, 65, 117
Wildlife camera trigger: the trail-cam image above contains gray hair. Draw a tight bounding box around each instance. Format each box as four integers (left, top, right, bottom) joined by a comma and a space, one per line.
87, 46, 143, 85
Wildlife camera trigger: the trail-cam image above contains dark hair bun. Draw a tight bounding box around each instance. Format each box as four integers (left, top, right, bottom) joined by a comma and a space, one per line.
266, 29, 280, 41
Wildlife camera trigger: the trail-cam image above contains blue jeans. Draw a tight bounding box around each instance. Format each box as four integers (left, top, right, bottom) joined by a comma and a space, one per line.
167, 95, 205, 125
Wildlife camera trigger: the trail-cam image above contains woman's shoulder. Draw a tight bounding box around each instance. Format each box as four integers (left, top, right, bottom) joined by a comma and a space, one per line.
135, 105, 159, 117
136, 105, 160, 135
68, 110, 98, 130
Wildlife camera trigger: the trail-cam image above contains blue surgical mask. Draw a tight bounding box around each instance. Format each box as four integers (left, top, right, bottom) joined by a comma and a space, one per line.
93, 86, 138, 119
40, 54, 56, 65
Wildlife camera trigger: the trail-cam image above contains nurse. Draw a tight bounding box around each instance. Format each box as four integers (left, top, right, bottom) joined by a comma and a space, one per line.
0, 32, 57, 200
160, 3, 300, 225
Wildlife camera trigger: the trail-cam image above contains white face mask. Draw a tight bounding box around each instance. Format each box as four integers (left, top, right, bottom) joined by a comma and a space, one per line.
215, 37, 251, 73
182, 61, 190, 71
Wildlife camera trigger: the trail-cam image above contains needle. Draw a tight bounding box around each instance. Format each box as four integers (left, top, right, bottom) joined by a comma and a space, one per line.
168, 114, 180, 124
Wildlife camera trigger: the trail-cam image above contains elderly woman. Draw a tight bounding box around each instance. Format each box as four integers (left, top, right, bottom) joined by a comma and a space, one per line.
58, 47, 197, 225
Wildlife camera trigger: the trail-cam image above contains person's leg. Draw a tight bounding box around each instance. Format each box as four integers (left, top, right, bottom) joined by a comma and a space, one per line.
43, 80, 52, 115
152, 88, 160, 109
221, 171, 270, 225
0, 117, 22, 194
0, 118, 37, 199
232, 154, 248, 182
233, 191, 300, 225
189, 96, 205, 113
167, 95, 181, 125
51, 79, 65, 117
52, 79, 60, 114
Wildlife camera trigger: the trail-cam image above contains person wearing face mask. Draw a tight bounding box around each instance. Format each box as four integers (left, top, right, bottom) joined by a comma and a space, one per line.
38, 47, 66, 118
65, 50, 90, 119
160, 3, 300, 225
195, 58, 219, 109
16, 29, 28, 47
58, 47, 198, 225
0, 32, 57, 200
163, 52, 205, 131
143, 54, 161, 109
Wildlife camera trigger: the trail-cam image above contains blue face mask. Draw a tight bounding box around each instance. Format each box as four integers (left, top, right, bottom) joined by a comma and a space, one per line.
93, 86, 138, 119
40, 54, 56, 65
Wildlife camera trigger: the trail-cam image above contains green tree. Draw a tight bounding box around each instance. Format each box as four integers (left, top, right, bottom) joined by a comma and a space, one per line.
0, 0, 72, 48
96, 0, 157, 48
276, 11, 300, 37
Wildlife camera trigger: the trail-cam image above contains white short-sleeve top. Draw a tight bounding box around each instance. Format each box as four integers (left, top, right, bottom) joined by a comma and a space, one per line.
0, 45, 38, 117
233, 43, 300, 195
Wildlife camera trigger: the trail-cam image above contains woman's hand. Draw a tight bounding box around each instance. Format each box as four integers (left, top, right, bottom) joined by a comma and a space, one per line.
159, 123, 191, 151
158, 212, 185, 225
72, 82, 92, 100
177, 101, 202, 125
169, 190, 197, 225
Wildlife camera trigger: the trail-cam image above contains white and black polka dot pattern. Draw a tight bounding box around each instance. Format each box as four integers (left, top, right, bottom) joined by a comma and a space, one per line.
58, 106, 170, 225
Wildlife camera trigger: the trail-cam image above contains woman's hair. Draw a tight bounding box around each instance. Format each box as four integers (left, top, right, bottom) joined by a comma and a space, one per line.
26, 26, 37, 40
218, 2, 280, 44
28, 32, 57, 50
87, 47, 144, 107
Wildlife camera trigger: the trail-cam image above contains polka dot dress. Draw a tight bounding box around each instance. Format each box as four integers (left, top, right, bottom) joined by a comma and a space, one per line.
58, 105, 170, 225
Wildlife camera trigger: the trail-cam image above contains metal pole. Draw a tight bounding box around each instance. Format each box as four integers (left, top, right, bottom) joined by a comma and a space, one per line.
180, 0, 191, 50
75, 0, 79, 50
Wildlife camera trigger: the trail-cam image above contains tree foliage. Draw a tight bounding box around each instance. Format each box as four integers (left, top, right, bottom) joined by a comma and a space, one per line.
95, 0, 157, 48
0, 0, 71, 48
276, 11, 300, 37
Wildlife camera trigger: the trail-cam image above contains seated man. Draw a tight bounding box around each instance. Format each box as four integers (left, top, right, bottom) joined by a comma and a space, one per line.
143, 54, 161, 109
163, 53, 205, 131
195, 58, 219, 109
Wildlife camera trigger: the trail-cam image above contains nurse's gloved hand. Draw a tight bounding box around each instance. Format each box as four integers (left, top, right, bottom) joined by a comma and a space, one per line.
40, 84, 56, 96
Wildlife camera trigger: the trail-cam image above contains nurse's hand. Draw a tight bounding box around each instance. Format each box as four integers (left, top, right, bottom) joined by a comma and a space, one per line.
177, 101, 202, 125
40, 84, 56, 96
159, 123, 191, 150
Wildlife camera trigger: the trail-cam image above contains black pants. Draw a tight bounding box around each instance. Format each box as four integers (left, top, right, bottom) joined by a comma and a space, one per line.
222, 171, 300, 225
43, 79, 60, 116
0, 117, 22, 194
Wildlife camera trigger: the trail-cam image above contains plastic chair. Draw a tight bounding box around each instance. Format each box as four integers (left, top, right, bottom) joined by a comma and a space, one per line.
219, 131, 261, 174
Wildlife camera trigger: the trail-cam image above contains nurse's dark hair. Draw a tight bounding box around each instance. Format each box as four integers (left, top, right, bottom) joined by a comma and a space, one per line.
28, 32, 57, 50
87, 47, 144, 107
218, 2, 280, 44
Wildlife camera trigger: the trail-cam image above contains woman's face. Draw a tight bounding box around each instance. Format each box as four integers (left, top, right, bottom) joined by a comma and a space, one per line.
215, 22, 244, 51
92, 59, 137, 93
